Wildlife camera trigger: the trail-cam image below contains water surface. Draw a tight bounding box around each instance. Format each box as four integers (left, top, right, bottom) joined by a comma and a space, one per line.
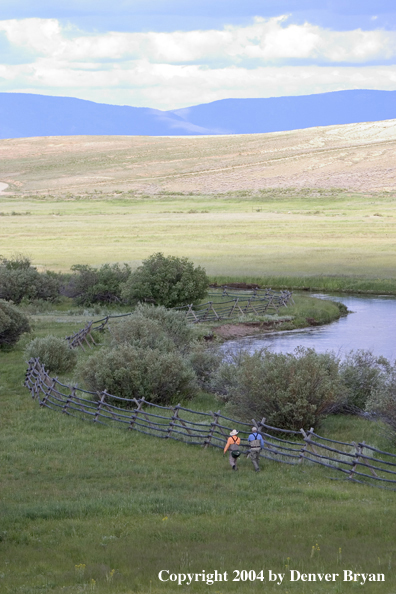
222, 294, 396, 361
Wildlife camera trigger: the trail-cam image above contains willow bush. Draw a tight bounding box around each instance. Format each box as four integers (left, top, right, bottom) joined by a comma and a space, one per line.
25, 335, 77, 374
0, 300, 30, 348
121, 252, 209, 307
214, 347, 345, 430
78, 344, 197, 405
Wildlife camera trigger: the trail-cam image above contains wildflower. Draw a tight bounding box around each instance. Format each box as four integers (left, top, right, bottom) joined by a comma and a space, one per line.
75, 564, 86, 578
106, 569, 116, 582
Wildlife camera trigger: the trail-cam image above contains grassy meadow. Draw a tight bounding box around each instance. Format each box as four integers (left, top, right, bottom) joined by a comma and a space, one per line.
1, 314, 396, 594
1, 189, 396, 287
2, 162, 396, 590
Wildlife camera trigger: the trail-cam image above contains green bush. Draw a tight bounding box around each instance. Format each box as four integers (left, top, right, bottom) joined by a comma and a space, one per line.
214, 347, 345, 430
340, 350, 390, 410
0, 255, 61, 304
110, 304, 195, 353
0, 300, 30, 348
78, 344, 197, 405
366, 363, 396, 432
121, 252, 209, 307
70, 262, 131, 306
110, 315, 175, 352
187, 343, 222, 390
25, 335, 77, 374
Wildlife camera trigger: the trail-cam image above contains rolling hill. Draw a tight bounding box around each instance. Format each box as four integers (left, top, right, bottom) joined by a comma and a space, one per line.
1, 89, 396, 139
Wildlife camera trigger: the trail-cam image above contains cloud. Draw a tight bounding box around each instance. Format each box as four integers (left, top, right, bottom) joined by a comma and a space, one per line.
1, 16, 396, 63
0, 16, 396, 109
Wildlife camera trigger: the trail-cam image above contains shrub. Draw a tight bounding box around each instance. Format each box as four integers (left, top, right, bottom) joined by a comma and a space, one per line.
0, 300, 30, 348
110, 316, 175, 352
70, 263, 131, 306
213, 347, 345, 430
121, 252, 209, 307
366, 363, 396, 432
340, 350, 390, 410
25, 335, 77, 374
187, 343, 222, 390
0, 255, 61, 304
78, 344, 197, 405
110, 304, 195, 354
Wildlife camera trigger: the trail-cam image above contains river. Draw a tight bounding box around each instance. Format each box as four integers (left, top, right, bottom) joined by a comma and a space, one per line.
222, 293, 396, 361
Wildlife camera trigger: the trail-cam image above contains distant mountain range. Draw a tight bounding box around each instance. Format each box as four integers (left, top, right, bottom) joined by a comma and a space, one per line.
1, 90, 395, 139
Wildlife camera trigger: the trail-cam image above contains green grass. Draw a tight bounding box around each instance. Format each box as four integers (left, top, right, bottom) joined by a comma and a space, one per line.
210, 275, 396, 295
197, 293, 345, 334
1, 316, 396, 593
1, 191, 396, 288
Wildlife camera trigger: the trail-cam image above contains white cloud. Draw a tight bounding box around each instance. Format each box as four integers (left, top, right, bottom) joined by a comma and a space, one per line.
0, 17, 396, 109
2, 60, 396, 110
1, 16, 396, 64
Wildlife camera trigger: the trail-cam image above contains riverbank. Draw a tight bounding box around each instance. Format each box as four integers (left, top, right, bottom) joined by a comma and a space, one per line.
203, 294, 347, 341
210, 275, 396, 295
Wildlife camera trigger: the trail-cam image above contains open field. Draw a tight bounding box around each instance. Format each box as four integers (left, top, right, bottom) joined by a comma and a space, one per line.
1, 120, 395, 283
0, 190, 396, 281
2, 122, 396, 593
1, 316, 396, 594
1, 120, 396, 195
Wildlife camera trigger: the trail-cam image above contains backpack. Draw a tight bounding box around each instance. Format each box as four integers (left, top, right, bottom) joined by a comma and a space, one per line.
250, 433, 261, 452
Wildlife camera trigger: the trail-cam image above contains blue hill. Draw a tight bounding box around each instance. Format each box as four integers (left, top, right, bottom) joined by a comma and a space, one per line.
169, 90, 396, 134
0, 90, 395, 139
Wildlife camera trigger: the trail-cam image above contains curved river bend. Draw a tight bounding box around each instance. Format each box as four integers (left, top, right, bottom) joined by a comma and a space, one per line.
222, 294, 396, 361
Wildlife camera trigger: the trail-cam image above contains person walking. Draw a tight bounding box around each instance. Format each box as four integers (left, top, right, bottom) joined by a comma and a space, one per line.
247, 427, 265, 472
224, 429, 241, 471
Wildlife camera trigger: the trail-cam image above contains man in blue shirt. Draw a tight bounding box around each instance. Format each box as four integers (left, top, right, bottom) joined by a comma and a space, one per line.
247, 427, 265, 472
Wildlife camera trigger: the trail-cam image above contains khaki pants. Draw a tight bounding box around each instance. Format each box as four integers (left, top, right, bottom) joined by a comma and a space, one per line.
249, 449, 261, 471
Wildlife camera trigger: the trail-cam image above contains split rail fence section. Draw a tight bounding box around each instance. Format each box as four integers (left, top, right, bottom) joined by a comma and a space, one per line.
176, 288, 293, 323
25, 358, 396, 491
65, 288, 294, 348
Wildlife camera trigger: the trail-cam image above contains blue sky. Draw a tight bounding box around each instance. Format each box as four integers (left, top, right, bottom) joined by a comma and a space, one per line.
1, 1, 395, 110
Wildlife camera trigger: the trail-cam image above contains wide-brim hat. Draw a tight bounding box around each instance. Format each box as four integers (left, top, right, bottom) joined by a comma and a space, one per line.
230, 429, 239, 436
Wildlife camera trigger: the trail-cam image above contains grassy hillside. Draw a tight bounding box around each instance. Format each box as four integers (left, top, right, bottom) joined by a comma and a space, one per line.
1, 314, 396, 593
1, 190, 396, 286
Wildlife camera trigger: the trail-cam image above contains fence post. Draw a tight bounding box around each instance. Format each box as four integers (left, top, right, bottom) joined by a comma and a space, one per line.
204, 410, 221, 448
128, 398, 144, 430
349, 441, 364, 480
167, 404, 181, 439
186, 304, 199, 322
86, 321, 98, 346
94, 391, 106, 422
62, 387, 76, 415
299, 428, 314, 463
40, 378, 56, 408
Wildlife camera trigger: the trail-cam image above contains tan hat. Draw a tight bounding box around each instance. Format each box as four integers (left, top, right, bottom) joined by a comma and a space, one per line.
252, 427, 258, 432
230, 429, 239, 436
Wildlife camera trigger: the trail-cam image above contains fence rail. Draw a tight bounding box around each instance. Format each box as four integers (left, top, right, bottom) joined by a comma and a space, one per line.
65, 289, 294, 347
25, 358, 396, 491
175, 288, 293, 323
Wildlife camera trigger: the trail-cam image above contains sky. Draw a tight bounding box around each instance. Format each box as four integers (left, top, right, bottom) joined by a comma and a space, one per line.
0, 1, 396, 111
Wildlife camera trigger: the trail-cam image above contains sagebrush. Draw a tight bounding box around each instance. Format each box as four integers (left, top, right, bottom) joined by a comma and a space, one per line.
25, 335, 77, 374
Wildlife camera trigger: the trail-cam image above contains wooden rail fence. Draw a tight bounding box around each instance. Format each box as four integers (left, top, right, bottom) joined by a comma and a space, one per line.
64, 289, 294, 348
177, 289, 294, 322
25, 358, 396, 491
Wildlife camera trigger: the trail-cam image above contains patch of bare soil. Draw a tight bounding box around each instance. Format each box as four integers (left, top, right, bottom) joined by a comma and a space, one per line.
1, 119, 395, 194
214, 321, 284, 339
